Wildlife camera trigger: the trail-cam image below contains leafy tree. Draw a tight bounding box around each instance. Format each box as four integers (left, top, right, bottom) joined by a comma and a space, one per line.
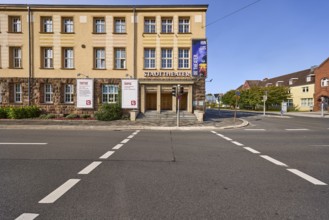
221, 90, 238, 108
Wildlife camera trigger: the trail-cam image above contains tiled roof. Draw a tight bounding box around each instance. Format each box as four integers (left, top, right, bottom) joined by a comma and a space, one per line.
260, 69, 315, 87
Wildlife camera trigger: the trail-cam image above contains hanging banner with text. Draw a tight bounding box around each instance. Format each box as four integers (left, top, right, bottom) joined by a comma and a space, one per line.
192, 39, 207, 77
122, 79, 139, 109
76, 78, 94, 109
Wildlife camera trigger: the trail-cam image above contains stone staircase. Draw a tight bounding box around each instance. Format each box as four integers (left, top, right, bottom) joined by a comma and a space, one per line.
136, 110, 198, 125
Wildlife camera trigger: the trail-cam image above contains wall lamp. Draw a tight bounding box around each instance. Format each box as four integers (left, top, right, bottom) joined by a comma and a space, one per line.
77, 73, 89, 78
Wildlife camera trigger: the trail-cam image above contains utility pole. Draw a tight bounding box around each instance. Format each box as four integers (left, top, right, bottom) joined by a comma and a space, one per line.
263, 91, 268, 116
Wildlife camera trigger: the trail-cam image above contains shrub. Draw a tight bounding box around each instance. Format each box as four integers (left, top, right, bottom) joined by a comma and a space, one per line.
95, 103, 122, 121
25, 106, 41, 118
65, 114, 79, 119
7, 107, 28, 119
39, 113, 56, 119
0, 107, 9, 118
81, 114, 91, 119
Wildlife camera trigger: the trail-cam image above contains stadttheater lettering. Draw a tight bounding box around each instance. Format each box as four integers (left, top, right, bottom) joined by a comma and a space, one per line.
144, 72, 191, 77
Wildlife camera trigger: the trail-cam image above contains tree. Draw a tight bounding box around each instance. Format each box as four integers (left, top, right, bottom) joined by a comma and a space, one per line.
221, 90, 238, 108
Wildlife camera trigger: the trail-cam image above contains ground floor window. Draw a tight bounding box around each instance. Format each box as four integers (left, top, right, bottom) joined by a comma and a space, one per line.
287, 99, 293, 107
44, 84, 53, 103
14, 83, 22, 103
301, 98, 313, 107
102, 84, 118, 103
64, 84, 74, 103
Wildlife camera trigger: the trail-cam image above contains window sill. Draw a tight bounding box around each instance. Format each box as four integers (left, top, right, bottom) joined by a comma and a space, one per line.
143, 68, 157, 70
40, 68, 54, 70
61, 68, 75, 70
92, 32, 106, 34
160, 32, 174, 34
113, 68, 127, 70
63, 102, 74, 105
41, 103, 54, 105
60, 32, 75, 34
10, 67, 23, 69
177, 32, 192, 34
143, 32, 157, 35
112, 32, 127, 34
178, 68, 191, 70
8, 32, 22, 34
93, 68, 107, 70
40, 32, 54, 34
160, 68, 174, 70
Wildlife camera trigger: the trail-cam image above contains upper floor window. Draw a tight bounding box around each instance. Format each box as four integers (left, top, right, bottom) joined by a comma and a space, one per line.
9, 16, 21, 33
62, 17, 74, 33
302, 87, 309, 93
10, 47, 22, 69
63, 48, 74, 69
102, 84, 118, 103
94, 48, 106, 69
14, 83, 22, 103
114, 48, 126, 69
161, 18, 173, 33
321, 78, 329, 87
178, 48, 190, 69
144, 18, 156, 33
42, 47, 53, 69
64, 84, 74, 103
114, 18, 126, 33
144, 48, 156, 69
94, 17, 105, 33
179, 17, 190, 33
161, 48, 172, 69
41, 17, 53, 33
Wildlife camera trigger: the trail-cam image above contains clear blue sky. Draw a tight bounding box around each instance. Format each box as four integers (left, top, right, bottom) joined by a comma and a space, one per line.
7, 0, 329, 94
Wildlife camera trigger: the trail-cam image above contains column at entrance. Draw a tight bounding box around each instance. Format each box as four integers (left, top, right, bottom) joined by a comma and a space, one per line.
188, 85, 193, 113
141, 84, 145, 113
157, 85, 161, 113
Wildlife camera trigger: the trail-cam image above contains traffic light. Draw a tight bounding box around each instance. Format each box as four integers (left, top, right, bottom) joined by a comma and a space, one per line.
179, 86, 184, 95
172, 86, 177, 96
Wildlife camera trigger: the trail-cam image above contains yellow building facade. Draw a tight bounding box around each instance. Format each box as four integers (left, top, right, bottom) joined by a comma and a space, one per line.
0, 4, 208, 115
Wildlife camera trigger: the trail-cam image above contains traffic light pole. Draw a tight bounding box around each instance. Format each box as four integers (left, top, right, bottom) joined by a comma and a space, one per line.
177, 94, 180, 127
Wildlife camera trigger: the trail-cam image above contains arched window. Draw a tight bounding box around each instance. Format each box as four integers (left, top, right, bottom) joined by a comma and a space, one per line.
321, 78, 329, 87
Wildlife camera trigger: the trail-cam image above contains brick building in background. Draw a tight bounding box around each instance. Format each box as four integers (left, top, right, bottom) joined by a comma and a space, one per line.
314, 57, 329, 111
0, 4, 208, 115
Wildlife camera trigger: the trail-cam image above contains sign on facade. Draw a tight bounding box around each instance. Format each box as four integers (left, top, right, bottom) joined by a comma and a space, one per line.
122, 79, 139, 109
192, 39, 207, 77
76, 78, 94, 109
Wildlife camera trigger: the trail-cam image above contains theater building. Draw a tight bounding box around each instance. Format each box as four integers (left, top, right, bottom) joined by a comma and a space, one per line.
0, 4, 208, 115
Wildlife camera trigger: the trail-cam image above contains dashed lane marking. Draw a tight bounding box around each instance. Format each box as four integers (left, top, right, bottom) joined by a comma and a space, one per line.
121, 139, 130, 144
0, 143, 47, 145
287, 169, 327, 185
78, 161, 102, 175
243, 147, 260, 154
99, 151, 115, 159
39, 179, 80, 204
113, 144, 124, 150
285, 129, 309, 131
231, 141, 244, 146
244, 129, 266, 131
260, 155, 288, 167
15, 213, 39, 220
222, 136, 232, 141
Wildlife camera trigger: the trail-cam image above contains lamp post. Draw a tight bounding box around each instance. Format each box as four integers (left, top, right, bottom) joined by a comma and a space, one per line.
263, 90, 268, 116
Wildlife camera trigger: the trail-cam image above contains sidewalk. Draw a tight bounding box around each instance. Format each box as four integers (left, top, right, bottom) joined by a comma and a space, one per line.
0, 117, 248, 131
267, 111, 329, 118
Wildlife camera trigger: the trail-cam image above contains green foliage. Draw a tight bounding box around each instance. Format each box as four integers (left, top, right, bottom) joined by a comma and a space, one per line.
65, 114, 79, 119
95, 103, 122, 121
39, 113, 56, 119
3, 106, 41, 119
81, 114, 91, 119
221, 90, 237, 108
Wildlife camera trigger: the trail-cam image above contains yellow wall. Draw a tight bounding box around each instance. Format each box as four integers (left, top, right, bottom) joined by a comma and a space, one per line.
290, 84, 315, 111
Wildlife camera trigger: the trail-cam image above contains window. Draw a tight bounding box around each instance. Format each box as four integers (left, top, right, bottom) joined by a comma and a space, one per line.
44, 84, 53, 103
144, 48, 156, 69
64, 84, 74, 103
94, 18, 105, 33
94, 48, 105, 69
302, 87, 309, 93
161, 18, 172, 33
179, 17, 190, 33
9, 16, 21, 33
115, 48, 126, 69
42, 48, 53, 69
10, 47, 22, 68
62, 17, 74, 33
306, 76, 312, 82
14, 83, 22, 103
287, 99, 293, 107
301, 98, 313, 107
321, 78, 329, 87
102, 84, 118, 103
144, 18, 156, 33
114, 18, 126, 33
161, 48, 172, 69
63, 48, 74, 69
41, 17, 53, 33
178, 48, 190, 69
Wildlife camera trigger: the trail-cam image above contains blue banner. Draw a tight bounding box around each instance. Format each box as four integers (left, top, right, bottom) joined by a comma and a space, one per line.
192, 39, 207, 77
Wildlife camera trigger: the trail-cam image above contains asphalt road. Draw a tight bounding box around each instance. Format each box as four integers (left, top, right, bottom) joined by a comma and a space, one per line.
1, 115, 328, 220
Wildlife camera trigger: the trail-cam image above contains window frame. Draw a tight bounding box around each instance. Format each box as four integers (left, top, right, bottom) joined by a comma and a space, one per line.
94, 17, 106, 34
64, 84, 74, 103
144, 48, 156, 69
321, 78, 329, 87
14, 83, 22, 103
161, 48, 173, 69
161, 18, 173, 33
9, 16, 22, 33
114, 18, 126, 33
144, 17, 156, 33
178, 17, 190, 33
41, 16, 53, 33
94, 48, 106, 69
63, 48, 74, 69
44, 84, 53, 103
102, 84, 119, 103
114, 48, 126, 69
178, 48, 190, 69
301, 98, 313, 107
42, 47, 53, 69
302, 86, 309, 93
11, 47, 22, 69
62, 17, 74, 33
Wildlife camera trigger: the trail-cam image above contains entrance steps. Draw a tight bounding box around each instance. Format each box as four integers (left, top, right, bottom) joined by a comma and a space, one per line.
137, 110, 198, 124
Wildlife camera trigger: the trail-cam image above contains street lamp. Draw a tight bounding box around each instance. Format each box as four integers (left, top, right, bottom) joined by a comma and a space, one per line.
263, 90, 268, 116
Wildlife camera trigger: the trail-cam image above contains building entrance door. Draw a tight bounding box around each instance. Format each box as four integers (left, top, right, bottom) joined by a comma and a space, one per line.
179, 93, 187, 110
146, 93, 156, 110
161, 94, 172, 110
